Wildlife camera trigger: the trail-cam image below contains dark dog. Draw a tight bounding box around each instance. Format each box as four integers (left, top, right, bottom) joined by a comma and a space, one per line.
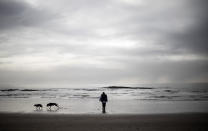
34, 104, 43, 110
47, 103, 59, 110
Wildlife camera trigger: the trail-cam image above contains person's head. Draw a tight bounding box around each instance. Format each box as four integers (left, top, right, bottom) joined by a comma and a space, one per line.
102, 92, 105, 94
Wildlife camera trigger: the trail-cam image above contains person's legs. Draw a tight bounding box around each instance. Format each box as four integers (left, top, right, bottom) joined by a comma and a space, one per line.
102, 102, 106, 113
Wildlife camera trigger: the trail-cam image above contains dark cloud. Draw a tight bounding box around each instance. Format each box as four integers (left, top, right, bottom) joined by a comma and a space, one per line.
0, 0, 26, 15
161, 0, 208, 55
0, 0, 26, 30
0, 0, 55, 30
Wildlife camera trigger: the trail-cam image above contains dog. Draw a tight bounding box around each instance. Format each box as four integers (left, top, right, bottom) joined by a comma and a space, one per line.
34, 104, 43, 110
47, 103, 59, 110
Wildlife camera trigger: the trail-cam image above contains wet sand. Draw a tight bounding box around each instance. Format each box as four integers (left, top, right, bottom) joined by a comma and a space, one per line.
0, 113, 208, 131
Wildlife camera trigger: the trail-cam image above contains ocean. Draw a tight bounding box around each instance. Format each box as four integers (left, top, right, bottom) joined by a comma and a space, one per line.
0, 83, 208, 114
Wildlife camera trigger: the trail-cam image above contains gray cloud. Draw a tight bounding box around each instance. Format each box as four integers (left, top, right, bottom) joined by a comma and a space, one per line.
0, 0, 208, 87
0, 59, 207, 87
0, 0, 56, 30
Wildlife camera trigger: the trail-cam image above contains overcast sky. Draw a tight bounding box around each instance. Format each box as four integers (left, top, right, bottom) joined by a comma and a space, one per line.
0, 0, 208, 88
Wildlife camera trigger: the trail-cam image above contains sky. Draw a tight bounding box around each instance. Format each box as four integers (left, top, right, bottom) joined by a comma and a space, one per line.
0, 0, 208, 88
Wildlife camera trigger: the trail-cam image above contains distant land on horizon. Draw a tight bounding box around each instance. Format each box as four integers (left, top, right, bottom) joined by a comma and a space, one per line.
103, 86, 154, 89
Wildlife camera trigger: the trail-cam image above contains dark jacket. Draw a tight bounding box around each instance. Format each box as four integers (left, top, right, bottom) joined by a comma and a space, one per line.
100, 93, 108, 103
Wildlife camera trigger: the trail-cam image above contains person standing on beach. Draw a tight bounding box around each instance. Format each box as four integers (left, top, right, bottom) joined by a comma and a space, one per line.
99, 92, 108, 113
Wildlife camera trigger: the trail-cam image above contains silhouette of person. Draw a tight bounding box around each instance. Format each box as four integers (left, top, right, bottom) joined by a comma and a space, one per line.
99, 92, 108, 113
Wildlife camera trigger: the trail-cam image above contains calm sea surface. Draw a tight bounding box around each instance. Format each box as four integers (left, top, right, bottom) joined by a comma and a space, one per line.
0, 83, 208, 114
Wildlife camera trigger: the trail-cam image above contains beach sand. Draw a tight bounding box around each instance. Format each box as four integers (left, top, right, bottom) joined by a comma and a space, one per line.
0, 113, 208, 131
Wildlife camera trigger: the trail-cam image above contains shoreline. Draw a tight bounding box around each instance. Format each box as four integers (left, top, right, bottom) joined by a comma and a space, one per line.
0, 112, 208, 131
1, 111, 208, 115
